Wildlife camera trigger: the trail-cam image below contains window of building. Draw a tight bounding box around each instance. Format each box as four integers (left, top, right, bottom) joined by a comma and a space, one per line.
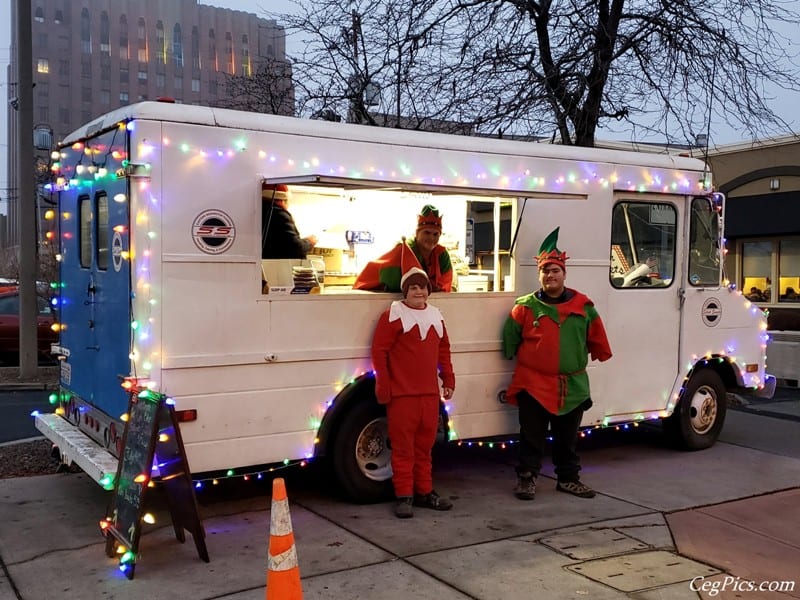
100, 90, 110, 105
138, 48, 147, 63
191, 78, 200, 92
82, 110, 91, 122
174, 75, 183, 90
209, 79, 217, 95
37, 58, 49, 74
80, 196, 93, 268
156, 73, 165, 88
81, 61, 91, 78
138, 17, 146, 41
741, 241, 772, 302
37, 82, 49, 102
37, 33, 48, 48
120, 15, 129, 60
779, 240, 800, 302
35, 6, 44, 23
225, 32, 233, 73
54, 10, 63, 24
156, 21, 166, 63
96, 194, 109, 271
59, 107, 70, 123
82, 87, 92, 102
609, 201, 676, 288
100, 12, 110, 55
81, 8, 91, 54
240, 35, 251, 76
38, 105, 49, 121
192, 26, 200, 70
59, 60, 69, 76
173, 24, 184, 68
208, 28, 217, 69
120, 91, 129, 104
138, 70, 148, 82
101, 65, 111, 81
120, 68, 129, 83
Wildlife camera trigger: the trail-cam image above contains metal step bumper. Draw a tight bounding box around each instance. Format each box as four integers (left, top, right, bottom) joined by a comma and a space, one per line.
34, 413, 118, 487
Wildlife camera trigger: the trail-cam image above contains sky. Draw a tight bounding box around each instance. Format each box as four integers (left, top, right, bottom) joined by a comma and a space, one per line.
2, 0, 800, 198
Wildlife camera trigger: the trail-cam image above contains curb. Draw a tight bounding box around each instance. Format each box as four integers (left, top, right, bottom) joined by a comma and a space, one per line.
0, 383, 56, 391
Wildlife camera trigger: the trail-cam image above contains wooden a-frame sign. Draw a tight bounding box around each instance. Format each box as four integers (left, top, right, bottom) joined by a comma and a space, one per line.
102, 385, 209, 579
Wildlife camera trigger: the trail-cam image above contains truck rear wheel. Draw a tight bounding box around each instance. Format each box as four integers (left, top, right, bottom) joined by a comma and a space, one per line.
331, 401, 393, 503
664, 370, 726, 450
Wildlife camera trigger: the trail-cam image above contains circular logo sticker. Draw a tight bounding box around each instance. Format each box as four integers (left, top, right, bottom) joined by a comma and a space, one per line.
701, 297, 722, 327
191, 209, 236, 255
111, 231, 124, 272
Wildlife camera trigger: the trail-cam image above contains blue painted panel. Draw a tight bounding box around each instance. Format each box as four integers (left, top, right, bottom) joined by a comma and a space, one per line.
57, 129, 131, 421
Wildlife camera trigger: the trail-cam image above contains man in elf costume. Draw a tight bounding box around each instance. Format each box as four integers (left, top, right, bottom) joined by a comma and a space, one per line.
502, 228, 612, 501
371, 267, 455, 518
353, 205, 453, 293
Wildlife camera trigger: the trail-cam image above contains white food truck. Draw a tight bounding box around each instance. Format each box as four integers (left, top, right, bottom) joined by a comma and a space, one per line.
36, 101, 774, 501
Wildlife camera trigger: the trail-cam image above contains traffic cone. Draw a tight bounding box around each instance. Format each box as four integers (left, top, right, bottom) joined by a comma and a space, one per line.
266, 477, 302, 600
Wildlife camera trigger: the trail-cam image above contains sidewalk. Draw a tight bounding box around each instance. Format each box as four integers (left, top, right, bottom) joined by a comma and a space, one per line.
2, 428, 799, 599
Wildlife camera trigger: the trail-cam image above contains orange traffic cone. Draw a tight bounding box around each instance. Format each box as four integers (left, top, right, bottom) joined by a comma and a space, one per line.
266, 477, 302, 600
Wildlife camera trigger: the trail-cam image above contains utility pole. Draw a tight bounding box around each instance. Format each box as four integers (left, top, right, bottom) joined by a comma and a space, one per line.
16, 0, 38, 377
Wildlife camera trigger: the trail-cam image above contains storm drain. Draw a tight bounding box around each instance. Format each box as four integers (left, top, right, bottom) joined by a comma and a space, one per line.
566, 550, 719, 592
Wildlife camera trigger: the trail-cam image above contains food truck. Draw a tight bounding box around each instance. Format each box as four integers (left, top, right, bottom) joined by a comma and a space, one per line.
36, 101, 775, 502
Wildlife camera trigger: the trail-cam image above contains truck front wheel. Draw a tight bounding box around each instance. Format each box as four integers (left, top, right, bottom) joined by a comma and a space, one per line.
331, 401, 394, 503
664, 370, 727, 450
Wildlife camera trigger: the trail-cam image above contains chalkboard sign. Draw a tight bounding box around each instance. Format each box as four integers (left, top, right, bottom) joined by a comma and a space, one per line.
103, 388, 208, 579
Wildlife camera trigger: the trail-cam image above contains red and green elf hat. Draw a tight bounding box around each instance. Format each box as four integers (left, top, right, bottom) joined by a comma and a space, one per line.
536, 227, 569, 270
417, 204, 443, 232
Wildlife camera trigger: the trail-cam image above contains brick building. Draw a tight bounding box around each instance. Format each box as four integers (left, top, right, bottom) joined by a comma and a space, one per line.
5, 0, 293, 248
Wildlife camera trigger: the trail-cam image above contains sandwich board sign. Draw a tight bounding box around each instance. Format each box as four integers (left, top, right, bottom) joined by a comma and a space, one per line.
101, 380, 209, 579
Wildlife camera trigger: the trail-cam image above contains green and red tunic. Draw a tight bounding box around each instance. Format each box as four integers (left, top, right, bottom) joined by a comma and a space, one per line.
502, 289, 612, 415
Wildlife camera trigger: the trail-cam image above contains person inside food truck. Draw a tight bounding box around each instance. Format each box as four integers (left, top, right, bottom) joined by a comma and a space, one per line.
261, 183, 318, 259
353, 204, 453, 292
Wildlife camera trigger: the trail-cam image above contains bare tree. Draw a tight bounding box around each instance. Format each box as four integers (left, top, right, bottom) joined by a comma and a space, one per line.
216, 57, 296, 116
275, 0, 800, 146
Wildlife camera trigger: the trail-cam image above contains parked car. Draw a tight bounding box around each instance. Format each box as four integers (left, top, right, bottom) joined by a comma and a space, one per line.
0, 290, 58, 365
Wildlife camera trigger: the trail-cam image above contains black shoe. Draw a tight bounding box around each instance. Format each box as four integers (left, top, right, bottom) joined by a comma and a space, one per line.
413, 490, 453, 511
514, 475, 536, 500
556, 480, 596, 498
395, 496, 414, 518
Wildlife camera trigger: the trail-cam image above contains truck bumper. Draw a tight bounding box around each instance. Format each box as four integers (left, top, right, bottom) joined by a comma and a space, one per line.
754, 374, 777, 399
34, 413, 119, 488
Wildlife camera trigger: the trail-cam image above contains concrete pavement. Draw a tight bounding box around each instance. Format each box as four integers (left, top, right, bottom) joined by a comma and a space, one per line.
1, 397, 799, 599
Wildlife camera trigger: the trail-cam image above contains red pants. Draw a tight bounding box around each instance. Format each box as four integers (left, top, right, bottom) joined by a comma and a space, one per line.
386, 394, 439, 497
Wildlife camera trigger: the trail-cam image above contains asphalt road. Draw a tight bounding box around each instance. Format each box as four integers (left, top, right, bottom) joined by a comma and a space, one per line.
0, 390, 51, 443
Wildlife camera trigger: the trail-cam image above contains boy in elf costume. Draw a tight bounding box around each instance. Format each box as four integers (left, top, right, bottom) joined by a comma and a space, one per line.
371, 267, 455, 518
502, 228, 612, 501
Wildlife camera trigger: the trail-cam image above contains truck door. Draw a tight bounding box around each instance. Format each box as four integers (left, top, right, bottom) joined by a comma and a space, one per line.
59, 171, 131, 424
604, 199, 682, 416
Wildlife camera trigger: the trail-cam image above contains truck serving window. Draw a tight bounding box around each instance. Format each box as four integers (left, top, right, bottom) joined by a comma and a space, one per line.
610, 201, 676, 288
260, 182, 512, 295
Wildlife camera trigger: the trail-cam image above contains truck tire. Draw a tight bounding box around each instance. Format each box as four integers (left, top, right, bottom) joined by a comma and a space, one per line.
331, 400, 394, 503
664, 370, 726, 450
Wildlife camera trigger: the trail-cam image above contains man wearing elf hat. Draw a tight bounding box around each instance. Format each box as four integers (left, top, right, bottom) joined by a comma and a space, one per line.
502, 228, 612, 501
262, 183, 318, 259
353, 205, 453, 293
371, 266, 455, 518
